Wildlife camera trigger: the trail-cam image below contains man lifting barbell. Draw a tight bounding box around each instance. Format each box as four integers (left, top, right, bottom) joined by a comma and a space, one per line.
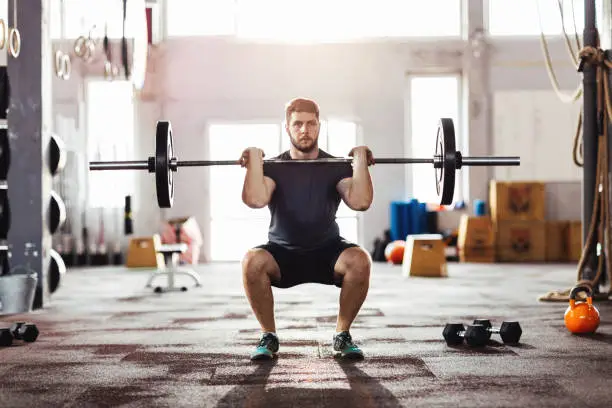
240, 98, 373, 360
87, 99, 521, 360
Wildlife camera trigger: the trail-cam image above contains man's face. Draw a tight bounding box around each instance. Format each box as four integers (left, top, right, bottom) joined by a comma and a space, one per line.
286, 111, 319, 153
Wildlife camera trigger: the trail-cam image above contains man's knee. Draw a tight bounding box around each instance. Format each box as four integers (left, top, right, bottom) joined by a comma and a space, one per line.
242, 249, 278, 282
337, 247, 371, 282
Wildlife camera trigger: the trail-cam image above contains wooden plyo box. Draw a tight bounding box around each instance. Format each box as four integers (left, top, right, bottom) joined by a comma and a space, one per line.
126, 235, 165, 269
402, 234, 448, 278
457, 214, 495, 263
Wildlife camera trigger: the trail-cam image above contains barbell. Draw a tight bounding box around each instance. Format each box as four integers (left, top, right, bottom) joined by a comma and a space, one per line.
88, 118, 520, 208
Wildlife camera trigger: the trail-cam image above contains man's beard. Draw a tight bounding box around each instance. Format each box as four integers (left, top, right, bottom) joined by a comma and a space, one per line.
290, 136, 317, 153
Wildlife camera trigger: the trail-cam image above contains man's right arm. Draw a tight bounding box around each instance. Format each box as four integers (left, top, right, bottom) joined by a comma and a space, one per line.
241, 148, 276, 208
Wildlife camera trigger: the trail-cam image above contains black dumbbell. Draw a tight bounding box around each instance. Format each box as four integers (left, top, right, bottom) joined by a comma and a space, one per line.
10, 322, 39, 343
0, 328, 12, 346
443, 323, 488, 347
473, 319, 522, 344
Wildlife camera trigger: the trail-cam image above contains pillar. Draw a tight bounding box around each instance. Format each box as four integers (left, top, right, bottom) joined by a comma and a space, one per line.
6, 0, 54, 309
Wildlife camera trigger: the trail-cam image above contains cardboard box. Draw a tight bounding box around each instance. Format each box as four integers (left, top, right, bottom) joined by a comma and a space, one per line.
489, 181, 546, 221
495, 220, 546, 262
457, 215, 494, 249
545, 221, 569, 262
459, 247, 496, 263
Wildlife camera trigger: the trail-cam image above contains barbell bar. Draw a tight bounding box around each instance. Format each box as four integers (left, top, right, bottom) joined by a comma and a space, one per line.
89, 156, 517, 170
88, 118, 520, 208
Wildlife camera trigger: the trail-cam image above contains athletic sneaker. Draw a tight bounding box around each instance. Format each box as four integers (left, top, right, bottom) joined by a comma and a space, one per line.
250, 332, 279, 361
333, 331, 364, 359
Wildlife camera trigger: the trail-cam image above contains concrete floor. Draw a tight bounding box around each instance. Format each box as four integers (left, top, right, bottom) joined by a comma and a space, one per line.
1, 261, 611, 408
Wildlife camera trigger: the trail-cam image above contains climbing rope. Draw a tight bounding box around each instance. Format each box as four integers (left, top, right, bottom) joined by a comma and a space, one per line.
535, 1, 611, 301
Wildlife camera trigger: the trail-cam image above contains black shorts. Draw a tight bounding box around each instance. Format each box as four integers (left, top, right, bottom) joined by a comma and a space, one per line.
255, 237, 358, 289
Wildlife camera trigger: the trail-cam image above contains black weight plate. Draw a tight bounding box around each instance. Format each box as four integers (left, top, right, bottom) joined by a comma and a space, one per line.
48, 133, 67, 176
435, 118, 456, 205
0, 185, 9, 239
0, 244, 9, 277
48, 248, 66, 294
0, 128, 9, 179
0, 66, 9, 118
48, 190, 67, 235
155, 121, 174, 208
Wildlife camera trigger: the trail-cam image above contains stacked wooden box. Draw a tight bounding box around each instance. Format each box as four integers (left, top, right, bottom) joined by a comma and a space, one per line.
488, 181, 582, 263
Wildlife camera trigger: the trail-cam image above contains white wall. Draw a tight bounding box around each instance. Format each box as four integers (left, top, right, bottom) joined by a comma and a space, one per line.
51, 31, 585, 261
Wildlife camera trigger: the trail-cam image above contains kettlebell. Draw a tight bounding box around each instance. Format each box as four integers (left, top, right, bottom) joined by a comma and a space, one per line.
564, 284, 600, 334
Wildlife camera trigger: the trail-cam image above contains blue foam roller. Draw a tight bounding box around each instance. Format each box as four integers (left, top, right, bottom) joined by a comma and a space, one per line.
409, 199, 419, 235
390, 201, 413, 240
389, 201, 404, 241
403, 201, 412, 237
474, 199, 486, 216
419, 202, 427, 233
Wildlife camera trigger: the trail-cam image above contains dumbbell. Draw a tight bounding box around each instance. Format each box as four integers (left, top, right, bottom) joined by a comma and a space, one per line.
9, 322, 39, 343
443, 323, 488, 347
0, 328, 13, 346
0, 323, 39, 347
473, 319, 522, 344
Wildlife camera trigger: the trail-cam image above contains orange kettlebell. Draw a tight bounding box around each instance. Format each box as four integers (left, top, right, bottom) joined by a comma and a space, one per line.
564, 285, 600, 334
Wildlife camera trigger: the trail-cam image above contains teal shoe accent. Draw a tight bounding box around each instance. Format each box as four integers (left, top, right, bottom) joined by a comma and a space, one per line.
333, 331, 364, 359
250, 346, 274, 360
250, 333, 279, 361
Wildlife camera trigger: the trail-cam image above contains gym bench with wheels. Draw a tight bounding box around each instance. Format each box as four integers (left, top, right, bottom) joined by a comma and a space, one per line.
145, 224, 202, 293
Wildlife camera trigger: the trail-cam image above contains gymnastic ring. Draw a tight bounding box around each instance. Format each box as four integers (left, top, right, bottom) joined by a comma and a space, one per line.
73, 36, 87, 57
84, 39, 96, 62
54, 50, 64, 78
104, 60, 112, 79
0, 19, 6, 50
8, 27, 20, 58
60, 54, 71, 80
104, 60, 119, 80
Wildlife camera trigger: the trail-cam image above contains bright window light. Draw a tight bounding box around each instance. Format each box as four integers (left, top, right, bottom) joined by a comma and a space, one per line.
87, 80, 135, 208
57, 0, 144, 39
409, 75, 460, 204
235, 0, 461, 42
167, 0, 236, 37
165, 0, 460, 41
488, 0, 587, 36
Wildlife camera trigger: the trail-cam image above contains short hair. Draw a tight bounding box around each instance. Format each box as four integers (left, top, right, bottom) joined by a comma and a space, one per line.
285, 97, 319, 124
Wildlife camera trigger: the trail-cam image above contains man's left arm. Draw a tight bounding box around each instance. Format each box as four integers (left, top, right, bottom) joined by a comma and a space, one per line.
336, 146, 374, 211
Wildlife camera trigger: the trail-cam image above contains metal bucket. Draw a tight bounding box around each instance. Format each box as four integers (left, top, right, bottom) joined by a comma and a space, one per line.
0, 271, 38, 315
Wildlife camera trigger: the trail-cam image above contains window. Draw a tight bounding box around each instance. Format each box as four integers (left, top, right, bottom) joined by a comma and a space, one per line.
408, 75, 460, 204
166, 0, 460, 40
87, 81, 135, 208
235, 0, 461, 41
208, 123, 281, 261
209, 119, 359, 261
51, 0, 146, 39
167, 0, 235, 37
50, 0, 63, 39
488, 0, 593, 36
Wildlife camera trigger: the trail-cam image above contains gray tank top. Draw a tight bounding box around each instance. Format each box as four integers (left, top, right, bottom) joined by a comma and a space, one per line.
263, 149, 353, 249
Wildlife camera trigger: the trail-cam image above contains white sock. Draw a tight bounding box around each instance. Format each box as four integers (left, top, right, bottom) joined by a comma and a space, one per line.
263, 331, 277, 338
